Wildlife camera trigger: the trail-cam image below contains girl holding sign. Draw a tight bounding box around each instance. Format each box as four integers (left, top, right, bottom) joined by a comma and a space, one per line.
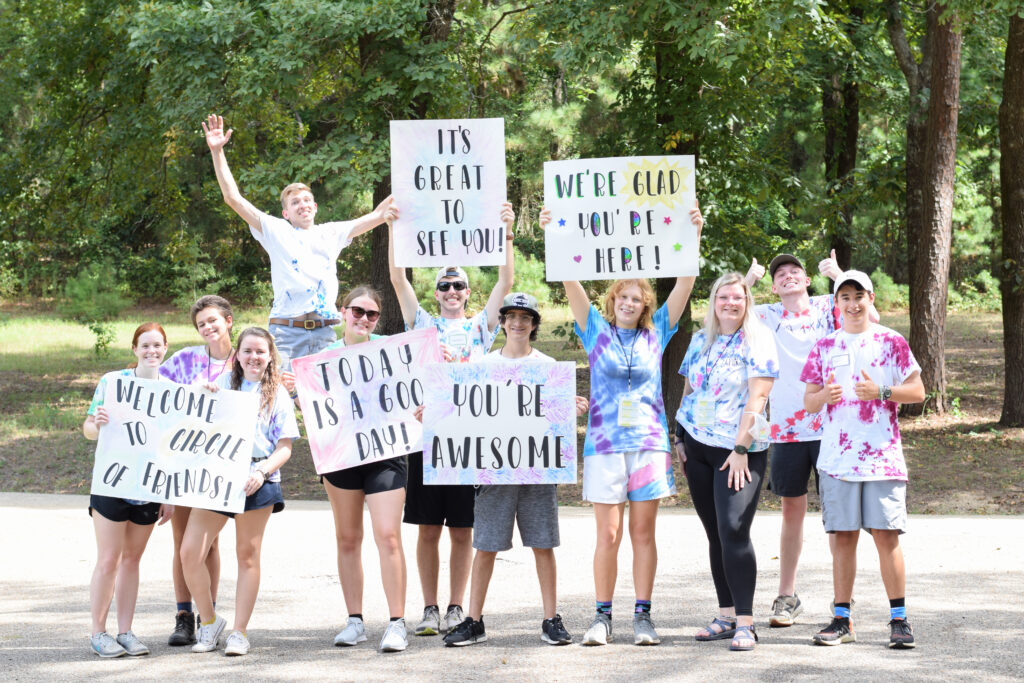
542, 204, 703, 648
83, 322, 175, 658
674, 272, 778, 651
180, 327, 299, 656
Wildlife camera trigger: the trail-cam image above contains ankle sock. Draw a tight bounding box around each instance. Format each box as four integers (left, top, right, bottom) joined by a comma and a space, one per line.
889, 597, 906, 620
634, 600, 651, 615
834, 602, 851, 619
596, 601, 612, 617
176, 602, 192, 613
201, 614, 217, 626
349, 613, 363, 621
390, 617, 402, 622
446, 604, 461, 612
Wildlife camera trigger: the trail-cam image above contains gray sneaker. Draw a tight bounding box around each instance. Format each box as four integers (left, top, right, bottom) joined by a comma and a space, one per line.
90, 632, 126, 658
191, 615, 226, 653
334, 616, 367, 646
582, 612, 612, 646
415, 606, 441, 636
443, 605, 465, 634
769, 594, 804, 627
224, 630, 250, 656
115, 630, 150, 656
633, 612, 661, 645
379, 618, 408, 652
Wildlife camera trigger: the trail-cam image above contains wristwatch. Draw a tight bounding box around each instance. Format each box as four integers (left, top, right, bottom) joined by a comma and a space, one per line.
880, 385, 892, 401
733, 444, 749, 455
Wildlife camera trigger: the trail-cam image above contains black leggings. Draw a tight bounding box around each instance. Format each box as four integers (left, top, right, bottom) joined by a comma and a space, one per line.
683, 432, 767, 617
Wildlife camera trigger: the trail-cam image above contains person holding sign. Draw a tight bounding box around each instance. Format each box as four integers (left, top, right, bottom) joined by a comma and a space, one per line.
83, 322, 175, 658
542, 204, 704, 647
180, 328, 299, 656
441, 292, 586, 647
674, 272, 778, 652
386, 201, 515, 637
159, 294, 235, 646
202, 114, 394, 364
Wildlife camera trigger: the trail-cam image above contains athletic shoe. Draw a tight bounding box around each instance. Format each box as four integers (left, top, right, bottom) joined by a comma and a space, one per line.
443, 605, 465, 634
415, 605, 441, 636
168, 610, 196, 646
812, 617, 855, 646
379, 618, 408, 652
90, 632, 126, 658
224, 630, 250, 656
769, 594, 804, 627
633, 612, 661, 645
334, 616, 367, 646
191, 615, 226, 653
581, 612, 612, 646
115, 631, 150, 656
888, 619, 916, 649
541, 614, 572, 645
443, 617, 487, 647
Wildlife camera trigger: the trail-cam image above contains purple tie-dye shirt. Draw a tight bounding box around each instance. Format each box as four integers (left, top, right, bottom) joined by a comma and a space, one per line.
159, 346, 232, 386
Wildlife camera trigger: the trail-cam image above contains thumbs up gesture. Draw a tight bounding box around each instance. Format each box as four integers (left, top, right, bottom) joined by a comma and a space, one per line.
825, 372, 843, 405
854, 369, 880, 401
744, 257, 766, 288
818, 248, 843, 280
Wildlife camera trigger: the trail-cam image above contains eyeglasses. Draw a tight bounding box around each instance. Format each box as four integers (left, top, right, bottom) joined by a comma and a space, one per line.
348, 306, 380, 322
436, 281, 468, 292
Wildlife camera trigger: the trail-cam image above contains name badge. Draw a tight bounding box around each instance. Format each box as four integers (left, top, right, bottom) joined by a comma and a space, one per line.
832, 353, 850, 368
695, 398, 716, 427
618, 395, 644, 427
446, 332, 469, 348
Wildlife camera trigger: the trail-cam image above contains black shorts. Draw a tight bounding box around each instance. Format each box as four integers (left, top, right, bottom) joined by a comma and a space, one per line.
768, 441, 821, 498
89, 495, 160, 525
323, 457, 407, 495
403, 452, 474, 528
215, 481, 285, 518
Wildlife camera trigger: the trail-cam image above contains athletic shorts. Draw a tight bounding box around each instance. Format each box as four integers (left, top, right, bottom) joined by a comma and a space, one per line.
473, 484, 559, 552
88, 495, 160, 525
323, 457, 407, 495
768, 441, 821, 497
403, 452, 474, 527
819, 474, 907, 534
581, 450, 676, 504
215, 482, 285, 519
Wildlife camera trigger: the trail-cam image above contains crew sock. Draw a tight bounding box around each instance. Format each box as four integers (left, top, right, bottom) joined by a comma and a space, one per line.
634, 600, 651, 615
833, 602, 851, 619
176, 602, 192, 613
889, 598, 906, 620
596, 601, 612, 617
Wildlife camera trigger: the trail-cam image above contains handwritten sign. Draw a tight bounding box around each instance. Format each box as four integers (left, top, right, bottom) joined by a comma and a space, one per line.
390, 118, 508, 267
543, 155, 698, 281
293, 329, 443, 474
91, 376, 258, 512
422, 361, 577, 485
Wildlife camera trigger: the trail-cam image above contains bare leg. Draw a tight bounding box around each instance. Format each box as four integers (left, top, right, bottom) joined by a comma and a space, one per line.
448, 526, 473, 606
113, 521, 156, 634
871, 530, 906, 600
534, 548, 557, 620
90, 515, 126, 634
325, 482, 366, 615
592, 503, 626, 602
831, 531, 859, 605
778, 495, 806, 596
627, 499, 660, 601
366, 488, 407, 618
180, 509, 229, 623
231, 506, 273, 633
416, 525, 443, 606
170, 506, 192, 605
468, 551, 497, 621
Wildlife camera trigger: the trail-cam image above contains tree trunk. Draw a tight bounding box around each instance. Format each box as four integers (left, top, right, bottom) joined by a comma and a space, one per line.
999, 14, 1024, 427
822, 73, 859, 270
369, 174, 407, 335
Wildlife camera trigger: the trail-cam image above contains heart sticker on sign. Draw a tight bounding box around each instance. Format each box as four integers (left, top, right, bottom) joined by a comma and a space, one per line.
573, 255, 582, 263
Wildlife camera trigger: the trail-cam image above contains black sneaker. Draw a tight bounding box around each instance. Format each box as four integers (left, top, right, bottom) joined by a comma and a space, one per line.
442, 617, 487, 647
812, 617, 855, 646
168, 611, 196, 646
542, 614, 572, 645
888, 618, 916, 649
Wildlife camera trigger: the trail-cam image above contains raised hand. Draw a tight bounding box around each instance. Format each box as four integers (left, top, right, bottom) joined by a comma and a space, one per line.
202, 114, 233, 152
744, 257, 766, 288
818, 248, 843, 280
854, 369, 880, 401
538, 206, 551, 230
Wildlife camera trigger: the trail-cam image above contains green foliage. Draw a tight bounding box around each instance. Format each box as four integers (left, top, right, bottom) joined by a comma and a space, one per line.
58, 262, 133, 356
870, 270, 909, 311
410, 247, 550, 313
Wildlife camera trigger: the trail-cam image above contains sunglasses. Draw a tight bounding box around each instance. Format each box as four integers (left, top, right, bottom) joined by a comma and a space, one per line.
436, 281, 468, 292
348, 306, 380, 322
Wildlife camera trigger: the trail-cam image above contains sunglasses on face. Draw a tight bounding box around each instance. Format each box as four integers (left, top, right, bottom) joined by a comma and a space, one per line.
348, 306, 380, 322
436, 281, 468, 292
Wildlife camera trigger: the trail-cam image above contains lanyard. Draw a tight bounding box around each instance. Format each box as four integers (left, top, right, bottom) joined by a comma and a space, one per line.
701, 331, 739, 391
206, 347, 234, 382
612, 326, 641, 392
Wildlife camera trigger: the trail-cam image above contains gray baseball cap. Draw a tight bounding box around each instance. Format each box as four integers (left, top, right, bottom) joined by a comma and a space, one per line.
499, 292, 540, 320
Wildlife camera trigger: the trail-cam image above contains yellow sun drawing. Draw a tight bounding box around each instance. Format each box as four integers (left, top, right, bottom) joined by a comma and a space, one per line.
619, 158, 692, 210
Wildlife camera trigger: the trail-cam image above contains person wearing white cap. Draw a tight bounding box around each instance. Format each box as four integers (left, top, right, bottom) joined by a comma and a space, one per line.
386, 201, 516, 638
801, 270, 924, 649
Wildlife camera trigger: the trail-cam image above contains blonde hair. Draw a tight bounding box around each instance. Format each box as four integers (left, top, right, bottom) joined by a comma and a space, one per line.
602, 278, 657, 331
699, 272, 768, 355
280, 182, 313, 209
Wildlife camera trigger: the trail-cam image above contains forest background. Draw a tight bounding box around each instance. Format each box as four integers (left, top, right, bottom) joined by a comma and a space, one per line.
0, 1, 1022, 508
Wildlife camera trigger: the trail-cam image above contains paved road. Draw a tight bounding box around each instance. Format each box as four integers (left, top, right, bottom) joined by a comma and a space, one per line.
2, 492, 1022, 681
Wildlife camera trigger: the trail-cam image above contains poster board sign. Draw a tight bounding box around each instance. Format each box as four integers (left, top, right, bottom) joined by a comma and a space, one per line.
421, 360, 577, 485
293, 328, 442, 474
543, 155, 699, 281
91, 376, 258, 513
390, 118, 508, 267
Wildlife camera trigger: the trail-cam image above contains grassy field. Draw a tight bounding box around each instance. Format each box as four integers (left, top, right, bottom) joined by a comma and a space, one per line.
0, 301, 1020, 514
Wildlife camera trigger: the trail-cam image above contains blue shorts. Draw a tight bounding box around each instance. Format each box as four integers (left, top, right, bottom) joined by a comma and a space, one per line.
269, 322, 336, 368
215, 482, 284, 518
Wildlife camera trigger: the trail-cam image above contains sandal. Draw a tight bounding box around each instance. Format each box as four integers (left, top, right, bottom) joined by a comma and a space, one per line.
695, 616, 737, 641
729, 624, 758, 651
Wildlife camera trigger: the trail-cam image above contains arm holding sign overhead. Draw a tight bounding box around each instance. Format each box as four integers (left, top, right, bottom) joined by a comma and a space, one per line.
386, 210, 420, 329
482, 202, 517, 329
664, 204, 705, 327
539, 207, 591, 330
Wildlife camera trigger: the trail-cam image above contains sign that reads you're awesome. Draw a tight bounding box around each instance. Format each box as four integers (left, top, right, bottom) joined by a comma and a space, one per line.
544, 155, 698, 281
390, 118, 508, 267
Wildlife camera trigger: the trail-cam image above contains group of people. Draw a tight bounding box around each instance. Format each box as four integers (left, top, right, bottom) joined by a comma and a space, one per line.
83, 114, 925, 659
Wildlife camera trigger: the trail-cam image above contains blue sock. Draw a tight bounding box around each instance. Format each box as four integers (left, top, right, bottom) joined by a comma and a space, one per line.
834, 602, 851, 619
634, 600, 651, 615
890, 597, 906, 620
596, 601, 612, 617
176, 602, 192, 613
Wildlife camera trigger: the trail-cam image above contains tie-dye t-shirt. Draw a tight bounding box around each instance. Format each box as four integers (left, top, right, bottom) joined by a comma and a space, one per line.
800, 325, 921, 481
214, 374, 299, 484
755, 295, 840, 442
575, 303, 677, 457
250, 213, 354, 320
412, 306, 498, 363
160, 346, 233, 385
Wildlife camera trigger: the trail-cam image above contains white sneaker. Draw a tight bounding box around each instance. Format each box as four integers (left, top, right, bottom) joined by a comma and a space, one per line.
415, 605, 441, 636
115, 630, 150, 656
582, 612, 612, 646
334, 617, 367, 646
224, 630, 250, 656
379, 618, 408, 652
191, 615, 226, 653
443, 605, 465, 634
90, 632, 126, 658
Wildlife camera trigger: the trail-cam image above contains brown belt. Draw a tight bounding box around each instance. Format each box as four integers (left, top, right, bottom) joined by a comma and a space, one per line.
268, 317, 340, 330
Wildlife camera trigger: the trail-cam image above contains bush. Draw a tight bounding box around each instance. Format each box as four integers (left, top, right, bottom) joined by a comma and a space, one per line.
58, 262, 134, 356
869, 270, 909, 311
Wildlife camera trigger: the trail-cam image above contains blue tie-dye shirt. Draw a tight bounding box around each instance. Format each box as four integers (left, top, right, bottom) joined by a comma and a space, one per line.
675, 329, 779, 451
575, 303, 677, 457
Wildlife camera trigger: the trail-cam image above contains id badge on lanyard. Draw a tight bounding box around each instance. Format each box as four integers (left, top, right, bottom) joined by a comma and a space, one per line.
618, 394, 644, 427
695, 397, 716, 427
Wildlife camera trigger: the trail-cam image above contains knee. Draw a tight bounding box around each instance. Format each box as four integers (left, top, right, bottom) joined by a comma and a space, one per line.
595, 525, 621, 550
375, 528, 402, 555
448, 527, 472, 546
179, 542, 203, 572
419, 525, 443, 545
120, 547, 145, 568
629, 524, 656, 548
94, 551, 121, 577
780, 497, 807, 520
872, 530, 900, 550
235, 543, 261, 570
337, 529, 363, 555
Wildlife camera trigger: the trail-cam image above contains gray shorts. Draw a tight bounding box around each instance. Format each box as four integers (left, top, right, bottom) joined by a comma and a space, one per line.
269, 322, 336, 369
472, 484, 559, 552
819, 472, 907, 534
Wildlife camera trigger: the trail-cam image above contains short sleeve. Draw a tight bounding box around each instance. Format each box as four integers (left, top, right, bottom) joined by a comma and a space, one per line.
890, 334, 921, 383
87, 376, 108, 415
471, 309, 498, 350
801, 341, 825, 385
269, 388, 301, 444
746, 332, 779, 378
754, 302, 772, 323
250, 211, 276, 247
411, 306, 433, 332
573, 305, 606, 353
320, 220, 355, 254
652, 302, 678, 350
159, 348, 195, 384
678, 332, 704, 379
